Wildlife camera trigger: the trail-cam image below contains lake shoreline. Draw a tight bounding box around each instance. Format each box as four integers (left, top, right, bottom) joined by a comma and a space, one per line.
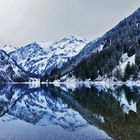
50, 80, 140, 87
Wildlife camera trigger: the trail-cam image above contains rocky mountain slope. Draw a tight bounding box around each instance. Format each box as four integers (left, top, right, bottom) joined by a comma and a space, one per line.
0, 50, 28, 82
9, 36, 87, 77
2, 45, 18, 53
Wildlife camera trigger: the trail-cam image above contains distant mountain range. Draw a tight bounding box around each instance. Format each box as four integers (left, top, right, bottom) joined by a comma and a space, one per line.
9, 36, 87, 77
0, 8, 140, 82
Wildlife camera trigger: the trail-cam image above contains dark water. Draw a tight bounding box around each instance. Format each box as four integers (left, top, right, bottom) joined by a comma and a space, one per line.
0, 84, 140, 140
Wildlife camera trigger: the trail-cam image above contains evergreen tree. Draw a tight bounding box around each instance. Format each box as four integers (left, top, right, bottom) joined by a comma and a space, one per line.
123, 63, 138, 81
115, 67, 122, 81
40, 74, 48, 82
123, 62, 132, 81
73, 8, 140, 81
136, 46, 140, 70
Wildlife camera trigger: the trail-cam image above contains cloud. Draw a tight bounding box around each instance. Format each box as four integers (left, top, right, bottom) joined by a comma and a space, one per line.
0, 0, 140, 46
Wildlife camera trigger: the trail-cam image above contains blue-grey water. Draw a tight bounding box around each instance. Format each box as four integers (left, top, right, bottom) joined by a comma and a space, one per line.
0, 83, 140, 140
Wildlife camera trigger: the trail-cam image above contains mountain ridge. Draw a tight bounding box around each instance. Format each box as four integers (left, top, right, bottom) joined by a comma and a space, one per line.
9, 36, 87, 77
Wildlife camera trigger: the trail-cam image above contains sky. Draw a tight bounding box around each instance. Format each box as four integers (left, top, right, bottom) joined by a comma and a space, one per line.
0, 0, 140, 46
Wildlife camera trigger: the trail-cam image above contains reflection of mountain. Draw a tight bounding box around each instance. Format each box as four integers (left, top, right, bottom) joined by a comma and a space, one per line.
0, 84, 87, 131
1, 84, 140, 139
60, 85, 140, 140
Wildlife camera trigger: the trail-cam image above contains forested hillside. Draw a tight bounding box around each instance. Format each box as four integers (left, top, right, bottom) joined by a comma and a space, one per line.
73, 8, 140, 81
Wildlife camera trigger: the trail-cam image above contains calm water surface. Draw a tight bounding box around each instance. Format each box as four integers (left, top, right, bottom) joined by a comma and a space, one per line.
0, 83, 140, 140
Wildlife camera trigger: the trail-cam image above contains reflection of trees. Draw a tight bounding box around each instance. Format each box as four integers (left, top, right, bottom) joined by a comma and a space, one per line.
72, 86, 122, 119
69, 85, 140, 140
1, 84, 140, 139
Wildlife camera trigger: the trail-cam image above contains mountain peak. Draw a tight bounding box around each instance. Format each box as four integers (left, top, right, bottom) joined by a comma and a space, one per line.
61, 35, 87, 43
2, 45, 18, 53
10, 35, 87, 76
63, 35, 81, 40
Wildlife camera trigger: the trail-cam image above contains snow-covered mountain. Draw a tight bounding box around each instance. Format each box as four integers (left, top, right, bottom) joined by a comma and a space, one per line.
0, 50, 28, 82
9, 36, 87, 76
2, 45, 18, 53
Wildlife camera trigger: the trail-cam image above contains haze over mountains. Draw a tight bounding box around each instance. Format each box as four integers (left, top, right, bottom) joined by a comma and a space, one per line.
0, 8, 140, 82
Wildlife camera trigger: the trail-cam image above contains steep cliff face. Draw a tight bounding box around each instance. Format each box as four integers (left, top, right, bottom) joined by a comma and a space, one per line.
0, 50, 28, 82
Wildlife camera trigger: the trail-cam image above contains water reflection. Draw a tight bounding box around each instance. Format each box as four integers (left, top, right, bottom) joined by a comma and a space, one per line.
2, 83, 140, 139
0, 84, 111, 140
0, 84, 87, 129
63, 84, 140, 140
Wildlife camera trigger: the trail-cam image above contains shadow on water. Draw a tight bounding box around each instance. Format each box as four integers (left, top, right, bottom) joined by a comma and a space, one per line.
1, 83, 140, 139
52, 84, 140, 140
